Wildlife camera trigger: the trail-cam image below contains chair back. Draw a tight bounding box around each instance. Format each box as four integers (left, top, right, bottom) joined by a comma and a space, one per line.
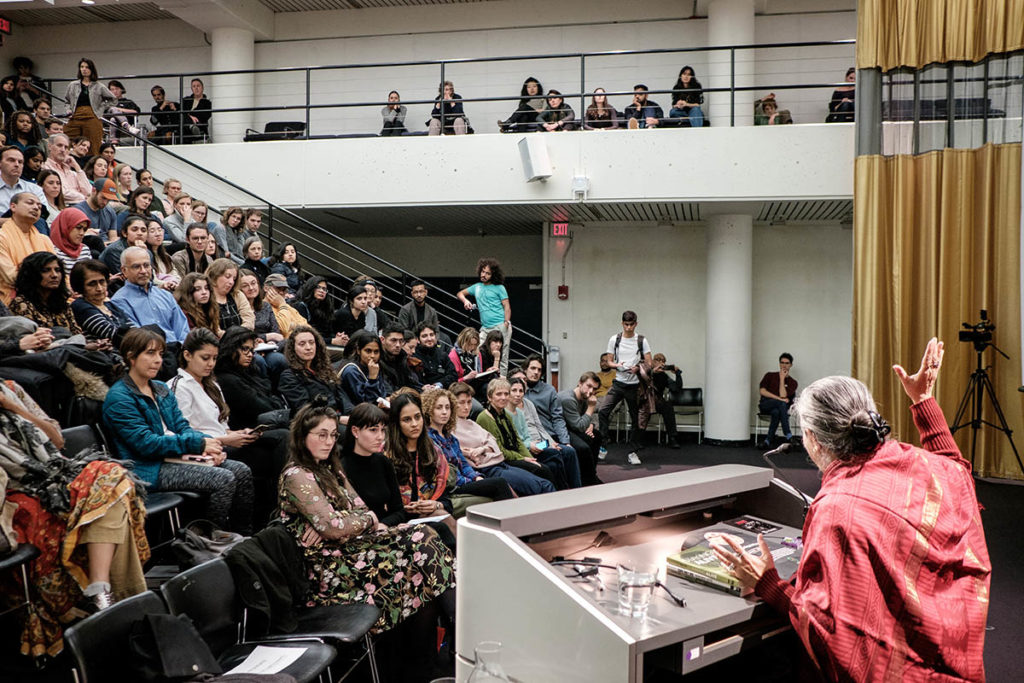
670, 387, 703, 408
159, 558, 241, 656
61, 425, 102, 459
64, 591, 168, 683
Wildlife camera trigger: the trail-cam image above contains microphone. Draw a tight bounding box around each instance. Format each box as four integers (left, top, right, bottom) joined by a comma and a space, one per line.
761, 444, 813, 517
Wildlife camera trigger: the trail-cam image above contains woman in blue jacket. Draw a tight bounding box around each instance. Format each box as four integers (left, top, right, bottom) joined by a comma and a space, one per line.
338, 330, 392, 406
102, 327, 254, 533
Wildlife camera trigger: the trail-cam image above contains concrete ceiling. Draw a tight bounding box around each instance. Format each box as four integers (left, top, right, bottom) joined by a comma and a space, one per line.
289, 199, 852, 237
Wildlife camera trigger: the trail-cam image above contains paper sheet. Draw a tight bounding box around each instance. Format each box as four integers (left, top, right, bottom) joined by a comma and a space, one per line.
408, 514, 450, 524
224, 645, 306, 675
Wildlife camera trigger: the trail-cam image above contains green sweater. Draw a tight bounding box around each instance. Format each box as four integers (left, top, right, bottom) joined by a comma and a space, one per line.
476, 409, 531, 461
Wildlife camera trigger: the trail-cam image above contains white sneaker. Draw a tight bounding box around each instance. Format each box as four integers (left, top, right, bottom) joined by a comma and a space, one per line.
598, 447, 608, 461
626, 451, 642, 466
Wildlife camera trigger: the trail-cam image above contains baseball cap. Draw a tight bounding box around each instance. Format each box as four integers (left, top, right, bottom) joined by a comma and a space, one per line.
264, 273, 289, 289
93, 178, 117, 200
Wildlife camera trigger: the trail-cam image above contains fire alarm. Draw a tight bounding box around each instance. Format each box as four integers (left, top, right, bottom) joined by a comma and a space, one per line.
557, 285, 569, 300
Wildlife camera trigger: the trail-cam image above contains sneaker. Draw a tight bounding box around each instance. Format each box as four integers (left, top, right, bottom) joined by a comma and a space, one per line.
598, 447, 608, 461
92, 590, 115, 611
628, 117, 640, 130
626, 451, 642, 466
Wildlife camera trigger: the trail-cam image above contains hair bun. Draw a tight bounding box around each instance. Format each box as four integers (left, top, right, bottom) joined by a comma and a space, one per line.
310, 394, 331, 408
849, 410, 890, 452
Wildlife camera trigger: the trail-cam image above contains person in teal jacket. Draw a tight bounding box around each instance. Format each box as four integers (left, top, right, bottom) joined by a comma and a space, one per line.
102, 327, 254, 532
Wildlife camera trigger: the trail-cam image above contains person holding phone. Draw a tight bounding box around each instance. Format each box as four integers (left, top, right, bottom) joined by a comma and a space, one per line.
507, 377, 582, 489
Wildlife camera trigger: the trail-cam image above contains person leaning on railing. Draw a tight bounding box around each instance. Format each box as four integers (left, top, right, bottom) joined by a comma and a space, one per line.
428, 80, 469, 135
61, 58, 116, 157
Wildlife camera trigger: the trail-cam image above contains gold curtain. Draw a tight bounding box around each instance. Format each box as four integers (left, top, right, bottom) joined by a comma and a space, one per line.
853, 143, 1023, 479
857, 0, 1024, 71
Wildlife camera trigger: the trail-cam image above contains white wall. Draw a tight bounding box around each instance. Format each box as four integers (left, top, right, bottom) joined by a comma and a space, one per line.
6, 2, 855, 138
544, 221, 852, 419
347, 235, 542, 278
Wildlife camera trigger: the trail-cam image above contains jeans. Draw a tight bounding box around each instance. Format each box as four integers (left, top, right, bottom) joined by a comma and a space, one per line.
669, 105, 704, 128
478, 461, 555, 495
478, 321, 512, 377
567, 434, 601, 486
598, 380, 641, 448
534, 445, 582, 489
759, 396, 792, 441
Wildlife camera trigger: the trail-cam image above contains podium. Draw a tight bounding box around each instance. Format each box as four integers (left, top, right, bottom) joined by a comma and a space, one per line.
455, 464, 806, 682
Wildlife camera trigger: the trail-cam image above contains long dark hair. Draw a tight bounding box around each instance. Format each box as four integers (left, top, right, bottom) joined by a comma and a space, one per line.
269, 242, 303, 275
288, 403, 347, 500
179, 328, 230, 423
344, 330, 380, 369
285, 325, 337, 385
6, 111, 40, 146
126, 186, 155, 214
340, 402, 387, 458
476, 257, 504, 285
216, 325, 258, 374
298, 276, 333, 323
386, 392, 439, 489
480, 328, 504, 370
146, 218, 174, 272
518, 77, 543, 107
77, 58, 99, 82
175, 272, 221, 334
673, 65, 703, 92
14, 251, 69, 314
587, 87, 613, 119
36, 169, 67, 210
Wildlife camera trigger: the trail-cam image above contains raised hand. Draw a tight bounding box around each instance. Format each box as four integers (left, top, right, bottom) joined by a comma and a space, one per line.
893, 337, 944, 405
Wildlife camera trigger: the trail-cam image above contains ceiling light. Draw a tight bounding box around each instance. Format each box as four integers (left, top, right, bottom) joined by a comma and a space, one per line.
82, 0, 96, 5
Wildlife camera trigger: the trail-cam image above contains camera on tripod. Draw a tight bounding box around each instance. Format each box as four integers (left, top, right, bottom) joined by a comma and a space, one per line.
959, 309, 995, 350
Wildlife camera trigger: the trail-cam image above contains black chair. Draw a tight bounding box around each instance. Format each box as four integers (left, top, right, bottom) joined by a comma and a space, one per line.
0, 543, 40, 618
244, 121, 306, 141
160, 559, 337, 683
64, 590, 169, 682
669, 387, 704, 444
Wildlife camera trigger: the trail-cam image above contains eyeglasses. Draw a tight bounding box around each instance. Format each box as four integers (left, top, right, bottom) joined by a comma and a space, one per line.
312, 430, 339, 442
315, 286, 328, 292
239, 346, 255, 355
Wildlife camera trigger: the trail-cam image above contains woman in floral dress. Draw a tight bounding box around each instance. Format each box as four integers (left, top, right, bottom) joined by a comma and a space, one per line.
278, 402, 455, 680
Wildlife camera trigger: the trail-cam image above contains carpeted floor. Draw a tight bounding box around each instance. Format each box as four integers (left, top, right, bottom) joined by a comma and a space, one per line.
598, 437, 1023, 682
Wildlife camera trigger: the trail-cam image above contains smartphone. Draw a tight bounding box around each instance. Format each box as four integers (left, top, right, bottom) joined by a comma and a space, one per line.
536, 440, 549, 450
252, 424, 272, 436
183, 454, 212, 463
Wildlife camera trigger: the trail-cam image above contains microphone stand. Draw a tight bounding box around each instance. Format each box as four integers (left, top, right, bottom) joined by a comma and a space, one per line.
761, 443, 814, 519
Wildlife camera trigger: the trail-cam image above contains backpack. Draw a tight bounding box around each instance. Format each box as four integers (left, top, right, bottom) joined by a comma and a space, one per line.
613, 333, 646, 368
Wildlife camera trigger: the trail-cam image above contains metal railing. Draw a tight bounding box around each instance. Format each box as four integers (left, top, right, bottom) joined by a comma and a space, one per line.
45, 39, 856, 139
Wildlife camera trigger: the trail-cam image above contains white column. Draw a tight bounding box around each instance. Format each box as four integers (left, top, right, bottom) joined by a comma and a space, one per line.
211, 27, 255, 143
704, 214, 753, 441
707, 0, 755, 128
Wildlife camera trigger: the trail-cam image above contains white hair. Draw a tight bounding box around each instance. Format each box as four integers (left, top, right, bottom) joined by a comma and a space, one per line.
121, 245, 150, 267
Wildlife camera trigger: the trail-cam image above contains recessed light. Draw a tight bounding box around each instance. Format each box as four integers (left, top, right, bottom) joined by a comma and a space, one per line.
82, 0, 96, 5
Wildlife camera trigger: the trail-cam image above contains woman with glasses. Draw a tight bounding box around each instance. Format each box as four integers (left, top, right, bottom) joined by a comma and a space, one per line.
102, 328, 254, 533
205, 257, 253, 331
216, 326, 289, 430
144, 217, 179, 290
70, 259, 135, 347
278, 402, 455, 682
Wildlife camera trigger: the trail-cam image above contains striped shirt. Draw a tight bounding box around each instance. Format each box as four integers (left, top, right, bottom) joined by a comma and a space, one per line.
54, 244, 92, 276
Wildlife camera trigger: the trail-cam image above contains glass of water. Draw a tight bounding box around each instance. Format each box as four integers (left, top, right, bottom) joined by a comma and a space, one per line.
617, 562, 659, 618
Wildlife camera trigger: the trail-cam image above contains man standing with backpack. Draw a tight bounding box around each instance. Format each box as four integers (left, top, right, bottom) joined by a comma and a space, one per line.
597, 310, 652, 465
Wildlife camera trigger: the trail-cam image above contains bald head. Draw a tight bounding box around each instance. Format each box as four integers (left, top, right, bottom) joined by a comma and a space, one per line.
121, 246, 153, 287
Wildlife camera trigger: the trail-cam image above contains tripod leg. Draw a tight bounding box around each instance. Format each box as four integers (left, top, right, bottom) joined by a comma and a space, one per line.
977, 374, 1024, 476
950, 372, 981, 434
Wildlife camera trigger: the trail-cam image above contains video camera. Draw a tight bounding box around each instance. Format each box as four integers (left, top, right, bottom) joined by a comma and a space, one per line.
959, 309, 995, 350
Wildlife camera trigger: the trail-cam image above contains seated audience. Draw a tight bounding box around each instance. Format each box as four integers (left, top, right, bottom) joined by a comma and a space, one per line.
1, 380, 148, 656
239, 269, 282, 341
755, 93, 793, 125
0, 191, 54, 303
331, 281, 374, 345
20, 146, 45, 184
116, 187, 158, 232
338, 330, 393, 405
0, 146, 46, 211
73, 179, 118, 244
6, 111, 42, 152
451, 381, 554, 495
668, 66, 705, 128
716, 340, 989, 683
170, 221, 212, 279
624, 84, 664, 129
218, 206, 246, 264
204, 230, 220, 260
144, 217, 179, 289
448, 326, 487, 394
9, 251, 82, 336
397, 278, 439, 332
507, 376, 581, 489
241, 208, 263, 244
583, 88, 620, 130
498, 77, 544, 133
181, 78, 212, 143
206, 257, 254, 330
479, 329, 504, 378
106, 79, 141, 141
595, 352, 615, 402
103, 328, 254, 533
110, 247, 190, 343
413, 322, 456, 388
518, 355, 599, 485
216, 326, 289, 429
159, 177, 182, 217
423, 387, 515, 502
98, 213, 147, 274
294, 275, 333, 340
428, 80, 468, 136
171, 328, 287, 526
240, 235, 270, 281
174, 272, 221, 335
364, 280, 394, 331
537, 90, 576, 132
70, 138, 92, 170
476, 378, 557, 489
149, 86, 179, 144
32, 97, 53, 140
268, 242, 305, 296
161, 192, 192, 244
50, 207, 93, 274
41, 134, 92, 205
379, 324, 422, 390
82, 155, 109, 185
0, 76, 21, 120
380, 91, 408, 136
261, 272, 307, 337
37, 169, 67, 230
279, 325, 353, 417
277, 402, 455, 681
112, 163, 134, 205
758, 352, 797, 448
70, 259, 135, 346
558, 372, 606, 483
826, 67, 856, 123
650, 352, 683, 448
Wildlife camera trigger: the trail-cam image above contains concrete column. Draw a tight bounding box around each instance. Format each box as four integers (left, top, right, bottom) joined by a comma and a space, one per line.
211, 27, 255, 143
707, 0, 755, 128
704, 214, 753, 441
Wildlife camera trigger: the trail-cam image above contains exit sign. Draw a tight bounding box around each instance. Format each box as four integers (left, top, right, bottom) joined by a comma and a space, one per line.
0, 17, 11, 35
551, 222, 569, 237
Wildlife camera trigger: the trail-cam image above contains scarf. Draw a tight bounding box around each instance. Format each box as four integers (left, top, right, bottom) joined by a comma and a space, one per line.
487, 404, 519, 452
48, 208, 91, 258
